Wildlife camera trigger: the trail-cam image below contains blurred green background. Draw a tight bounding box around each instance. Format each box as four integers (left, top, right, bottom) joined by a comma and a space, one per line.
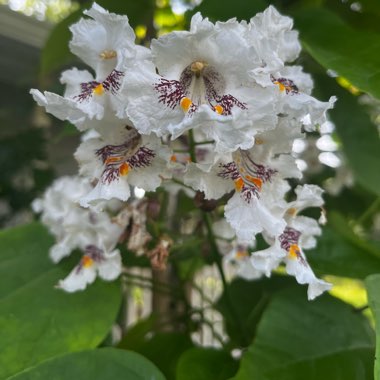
0, 0, 380, 379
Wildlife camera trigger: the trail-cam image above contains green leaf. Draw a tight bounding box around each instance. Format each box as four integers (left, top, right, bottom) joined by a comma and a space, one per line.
329, 212, 380, 259
307, 212, 380, 279
312, 72, 380, 196
294, 8, 380, 100
263, 348, 375, 380
232, 287, 375, 380
0, 223, 121, 379
176, 347, 238, 380
118, 315, 156, 350
190, 0, 268, 21
216, 276, 295, 347
365, 274, 380, 380
8, 348, 165, 380
121, 332, 193, 380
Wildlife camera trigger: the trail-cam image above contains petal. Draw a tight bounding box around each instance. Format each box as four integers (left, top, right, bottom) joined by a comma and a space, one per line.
225, 193, 286, 243
251, 244, 285, 276
57, 264, 97, 292
80, 178, 131, 207
184, 162, 234, 200
97, 250, 122, 281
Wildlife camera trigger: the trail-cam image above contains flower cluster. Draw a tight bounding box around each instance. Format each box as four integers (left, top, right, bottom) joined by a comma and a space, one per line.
31, 3, 334, 298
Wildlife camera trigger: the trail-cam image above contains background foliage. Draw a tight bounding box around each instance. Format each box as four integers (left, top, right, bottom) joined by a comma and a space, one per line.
1, 0, 380, 379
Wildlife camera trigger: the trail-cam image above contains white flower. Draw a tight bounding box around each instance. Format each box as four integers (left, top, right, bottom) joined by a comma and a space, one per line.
250, 183, 331, 300
212, 219, 262, 280
57, 246, 122, 292
32, 176, 124, 263
224, 179, 288, 243
69, 2, 149, 78
30, 3, 150, 132
280, 227, 331, 300
268, 68, 336, 131
226, 247, 263, 280
30, 67, 128, 132
75, 126, 171, 207
287, 184, 324, 212
245, 6, 301, 84
125, 13, 278, 153
184, 156, 234, 201
216, 146, 301, 241
252, 229, 331, 300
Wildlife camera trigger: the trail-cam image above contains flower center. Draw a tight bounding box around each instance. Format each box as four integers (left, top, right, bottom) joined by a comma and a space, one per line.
99, 49, 117, 59
271, 75, 299, 95
75, 70, 124, 102
96, 128, 156, 184
154, 61, 246, 117
219, 150, 277, 203
76, 245, 104, 273
81, 255, 94, 268
235, 249, 249, 260
93, 83, 104, 96
286, 207, 298, 217
279, 227, 307, 265
190, 60, 207, 77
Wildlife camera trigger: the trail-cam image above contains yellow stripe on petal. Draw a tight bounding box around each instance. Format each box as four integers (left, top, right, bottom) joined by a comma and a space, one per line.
180, 97, 192, 113
214, 105, 223, 115
119, 162, 130, 176
82, 255, 94, 268
93, 83, 104, 96
234, 177, 244, 192
236, 250, 249, 259
245, 175, 262, 190
288, 244, 301, 259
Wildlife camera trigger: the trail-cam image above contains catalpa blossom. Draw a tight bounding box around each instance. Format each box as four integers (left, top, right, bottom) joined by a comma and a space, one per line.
124, 13, 278, 153
31, 67, 128, 132
251, 185, 331, 300
30, 4, 334, 299
32, 176, 124, 263
69, 2, 150, 78
58, 245, 122, 292
212, 219, 262, 280
186, 138, 302, 242
30, 3, 150, 132
75, 126, 171, 207
245, 6, 301, 84
270, 67, 336, 131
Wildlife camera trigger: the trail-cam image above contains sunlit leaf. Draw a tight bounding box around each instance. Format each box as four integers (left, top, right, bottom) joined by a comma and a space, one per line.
232, 287, 375, 380
365, 274, 380, 380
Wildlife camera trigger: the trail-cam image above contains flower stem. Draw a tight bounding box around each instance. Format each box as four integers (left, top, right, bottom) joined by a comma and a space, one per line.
171, 177, 195, 191
194, 140, 214, 145
188, 129, 197, 163
202, 212, 248, 345
357, 197, 380, 225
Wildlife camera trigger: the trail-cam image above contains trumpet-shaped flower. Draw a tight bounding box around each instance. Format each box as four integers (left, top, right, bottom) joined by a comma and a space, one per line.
124, 13, 278, 153
57, 245, 122, 292
32, 176, 124, 263
75, 126, 171, 207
